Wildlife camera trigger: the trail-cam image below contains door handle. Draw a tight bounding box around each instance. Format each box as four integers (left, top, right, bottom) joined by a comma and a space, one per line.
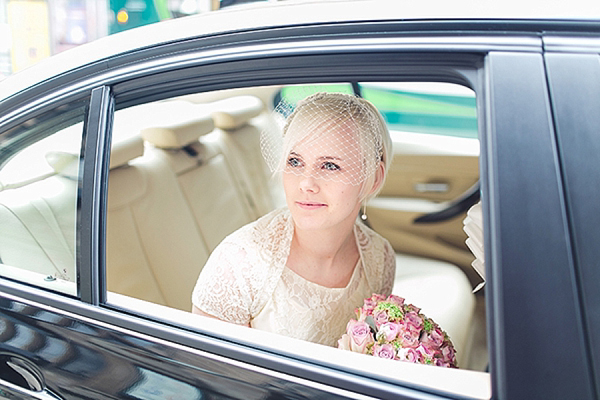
414, 182, 450, 193
0, 354, 64, 399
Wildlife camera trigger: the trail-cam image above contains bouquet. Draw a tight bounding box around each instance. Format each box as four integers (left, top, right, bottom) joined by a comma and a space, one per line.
337, 294, 458, 368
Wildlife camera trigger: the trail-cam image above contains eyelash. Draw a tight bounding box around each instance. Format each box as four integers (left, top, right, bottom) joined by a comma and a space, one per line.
287, 157, 341, 172
287, 157, 303, 168
322, 161, 341, 171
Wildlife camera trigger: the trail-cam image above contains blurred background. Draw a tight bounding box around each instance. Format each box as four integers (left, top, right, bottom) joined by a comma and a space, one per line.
0, 0, 267, 80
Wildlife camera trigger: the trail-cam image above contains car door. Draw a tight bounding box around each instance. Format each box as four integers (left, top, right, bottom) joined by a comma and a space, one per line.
482, 49, 596, 399
544, 38, 600, 396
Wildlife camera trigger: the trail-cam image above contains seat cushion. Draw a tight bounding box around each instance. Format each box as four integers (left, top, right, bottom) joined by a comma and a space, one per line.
392, 253, 475, 367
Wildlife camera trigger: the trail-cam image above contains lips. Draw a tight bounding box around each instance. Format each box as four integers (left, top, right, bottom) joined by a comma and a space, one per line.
296, 201, 327, 210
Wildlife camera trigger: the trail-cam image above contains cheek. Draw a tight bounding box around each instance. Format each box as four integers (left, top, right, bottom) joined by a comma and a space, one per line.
333, 184, 362, 207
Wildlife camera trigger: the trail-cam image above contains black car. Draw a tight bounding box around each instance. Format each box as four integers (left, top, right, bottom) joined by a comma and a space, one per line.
0, 1, 599, 399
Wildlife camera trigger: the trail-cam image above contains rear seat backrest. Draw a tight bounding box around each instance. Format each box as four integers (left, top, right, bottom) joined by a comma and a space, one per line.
0, 153, 78, 281
141, 102, 258, 252
106, 134, 210, 310
210, 95, 283, 214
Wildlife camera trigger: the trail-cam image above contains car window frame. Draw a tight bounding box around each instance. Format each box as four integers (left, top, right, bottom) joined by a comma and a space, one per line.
103, 48, 487, 399
0, 92, 93, 297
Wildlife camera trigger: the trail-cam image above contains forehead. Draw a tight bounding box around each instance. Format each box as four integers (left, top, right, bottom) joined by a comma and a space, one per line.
286, 114, 361, 157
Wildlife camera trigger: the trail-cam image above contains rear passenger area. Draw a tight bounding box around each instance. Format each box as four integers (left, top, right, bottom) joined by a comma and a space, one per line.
0, 93, 478, 368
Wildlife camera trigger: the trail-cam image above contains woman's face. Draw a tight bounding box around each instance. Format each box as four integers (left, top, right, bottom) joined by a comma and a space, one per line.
282, 120, 364, 232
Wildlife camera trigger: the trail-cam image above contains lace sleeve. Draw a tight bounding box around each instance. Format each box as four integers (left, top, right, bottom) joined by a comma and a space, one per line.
380, 240, 396, 296
191, 241, 256, 325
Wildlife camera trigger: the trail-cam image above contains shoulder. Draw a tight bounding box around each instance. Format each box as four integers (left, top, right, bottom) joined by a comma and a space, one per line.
355, 221, 396, 289
355, 220, 393, 254
223, 207, 291, 245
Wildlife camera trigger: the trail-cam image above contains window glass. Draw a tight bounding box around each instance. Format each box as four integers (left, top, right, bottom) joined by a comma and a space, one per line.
279, 82, 478, 139
0, 101, 87, 296
107, 83, 487, 397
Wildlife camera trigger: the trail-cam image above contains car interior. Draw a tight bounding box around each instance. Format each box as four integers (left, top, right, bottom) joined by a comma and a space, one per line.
0, 81, 488, 380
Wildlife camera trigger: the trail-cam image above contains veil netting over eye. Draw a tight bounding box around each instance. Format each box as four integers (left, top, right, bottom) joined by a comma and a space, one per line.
260, 91, 390, 189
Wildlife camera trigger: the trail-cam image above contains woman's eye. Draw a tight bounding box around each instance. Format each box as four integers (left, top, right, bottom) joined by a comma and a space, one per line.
322, 161, 341, 171
287, 157, 302, 168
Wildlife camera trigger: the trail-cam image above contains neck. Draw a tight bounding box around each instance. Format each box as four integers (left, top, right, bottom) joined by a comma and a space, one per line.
293, 222, 356, 266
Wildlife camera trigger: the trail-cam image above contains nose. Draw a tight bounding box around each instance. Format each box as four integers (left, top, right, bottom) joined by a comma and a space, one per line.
299, 173, 319, 193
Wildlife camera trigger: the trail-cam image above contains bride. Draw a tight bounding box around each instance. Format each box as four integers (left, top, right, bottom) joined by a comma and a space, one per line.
192, 92, 396, 347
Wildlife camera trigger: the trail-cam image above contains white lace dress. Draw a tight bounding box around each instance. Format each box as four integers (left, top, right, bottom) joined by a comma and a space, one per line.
191, 208, 396, 347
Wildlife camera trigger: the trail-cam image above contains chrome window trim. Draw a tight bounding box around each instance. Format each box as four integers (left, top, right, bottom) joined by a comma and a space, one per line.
543, 35, 600, 53
0, 33, 541, 129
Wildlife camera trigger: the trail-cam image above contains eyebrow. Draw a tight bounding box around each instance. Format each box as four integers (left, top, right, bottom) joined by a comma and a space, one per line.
289, 151, 343, 161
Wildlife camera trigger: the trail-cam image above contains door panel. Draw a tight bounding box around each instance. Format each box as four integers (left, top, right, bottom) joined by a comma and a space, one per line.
368, 133, 479, 282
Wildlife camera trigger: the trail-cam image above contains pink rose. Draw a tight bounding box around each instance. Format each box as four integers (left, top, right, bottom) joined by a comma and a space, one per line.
405, 311, 424, 332
377, 322, 400, 342
337, 334, 351, 351
386, 295, 405, 307
373, 343, 396, 359
416, 344, 434, 363
404, 304, 421, 314
374, 309, 389, 328
397, 347, 419, 363
422, 327, 444, 349
399, 330, 419, 348
434, 358, 449, 367
347, 319, 374, 354
442, 345, 456, 364
363, 294, 386, 315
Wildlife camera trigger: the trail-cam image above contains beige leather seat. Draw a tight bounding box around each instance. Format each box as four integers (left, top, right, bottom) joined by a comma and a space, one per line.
209, 95, 279, 216
140, 102, 259, 253
0, 152, 78, 282
106, 134, 210, 311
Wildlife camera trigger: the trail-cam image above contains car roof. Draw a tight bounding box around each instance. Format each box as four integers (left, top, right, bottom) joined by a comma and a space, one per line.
1, 0, 599, 102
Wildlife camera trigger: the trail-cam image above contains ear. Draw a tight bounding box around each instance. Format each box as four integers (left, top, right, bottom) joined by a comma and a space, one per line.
368, 161, 386, 197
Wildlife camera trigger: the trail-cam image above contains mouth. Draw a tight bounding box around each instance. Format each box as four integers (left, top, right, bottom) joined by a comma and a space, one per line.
296, 201, 327, 210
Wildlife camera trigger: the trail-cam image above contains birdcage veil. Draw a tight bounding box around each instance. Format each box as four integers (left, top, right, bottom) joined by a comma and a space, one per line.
260, 89, 392, 197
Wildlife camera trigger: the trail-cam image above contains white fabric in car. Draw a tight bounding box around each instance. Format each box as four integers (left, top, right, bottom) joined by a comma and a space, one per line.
392, 253, 475, 367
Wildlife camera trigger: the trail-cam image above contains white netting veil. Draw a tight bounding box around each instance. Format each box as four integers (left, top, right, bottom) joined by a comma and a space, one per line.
261, 91, 392, 198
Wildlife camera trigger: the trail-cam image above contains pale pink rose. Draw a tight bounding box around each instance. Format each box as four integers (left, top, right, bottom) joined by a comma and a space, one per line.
337, 334, 351, 351
399, 330, 419, 348
377, 322, 400, 342
397, 347, 419, 363
404, 304, 421, 314
363, 294, 386, 315
442, 345, 456, 363
373, 343, 396, 359
374, 309, 389, 328
386, 295, 405, 307
434, 358, 449, 367
422, 328, 444, 349
405, 311, 424, 332
416, 344, 434, 363
347, 320, 374, 354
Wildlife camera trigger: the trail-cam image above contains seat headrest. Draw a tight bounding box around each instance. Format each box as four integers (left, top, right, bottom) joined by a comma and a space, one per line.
110, 135, 144, 169
141, 114, 214, 149
46, 152, 79, 178
211, 95, 264, 130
